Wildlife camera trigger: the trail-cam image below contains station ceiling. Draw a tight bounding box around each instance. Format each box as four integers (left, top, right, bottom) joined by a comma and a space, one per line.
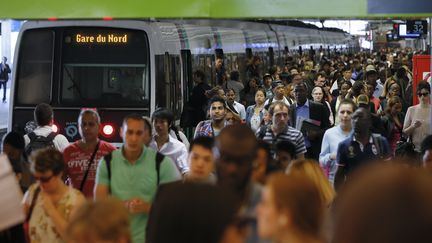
1, 0, 431, 19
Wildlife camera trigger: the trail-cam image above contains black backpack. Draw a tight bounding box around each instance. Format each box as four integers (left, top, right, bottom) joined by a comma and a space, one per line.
25, 132, 57, 157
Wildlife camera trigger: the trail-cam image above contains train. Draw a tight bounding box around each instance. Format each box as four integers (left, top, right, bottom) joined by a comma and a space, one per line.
9, 19, 358, 145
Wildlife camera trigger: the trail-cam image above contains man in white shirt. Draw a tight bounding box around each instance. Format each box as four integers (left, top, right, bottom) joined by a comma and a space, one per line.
24, 103, 69, 154
226, 88, 246, 120
149, 108, 189, 175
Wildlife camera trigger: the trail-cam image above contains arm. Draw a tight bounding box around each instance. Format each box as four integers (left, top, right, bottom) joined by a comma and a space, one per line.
334, 143, 347, 191
295, 131, 307, 159
194, 121, 203, 138
319, 131, 334, 168
334, 165, 345, 191
402, 107, 417, 135
41, 191, 85, 240
94, 157, 110, 201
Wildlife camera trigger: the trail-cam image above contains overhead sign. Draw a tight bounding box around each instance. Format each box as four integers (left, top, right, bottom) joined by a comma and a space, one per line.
0, 0, 431, 18
368, 0, 432, 14
406, 20, 428, 34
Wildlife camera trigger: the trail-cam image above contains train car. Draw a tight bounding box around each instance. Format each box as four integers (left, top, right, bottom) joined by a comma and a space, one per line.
9, 19, 356, 145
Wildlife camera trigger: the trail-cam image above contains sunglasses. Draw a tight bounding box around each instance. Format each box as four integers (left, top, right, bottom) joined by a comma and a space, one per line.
34, 174, 54, 183
418, 92, 429, 97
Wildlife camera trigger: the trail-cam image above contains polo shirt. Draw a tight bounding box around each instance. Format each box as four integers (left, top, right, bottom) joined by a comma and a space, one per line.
96, 146, 181, 243
260, 125, 307, 158
336, 134, 390, 176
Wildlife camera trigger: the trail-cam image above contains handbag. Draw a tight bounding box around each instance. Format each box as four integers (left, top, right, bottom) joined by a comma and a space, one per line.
395, 136, 416, 158
23, 186, 40, 243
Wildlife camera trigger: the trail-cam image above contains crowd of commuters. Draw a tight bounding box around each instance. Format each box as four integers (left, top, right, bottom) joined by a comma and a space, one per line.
3, 47, 432, 243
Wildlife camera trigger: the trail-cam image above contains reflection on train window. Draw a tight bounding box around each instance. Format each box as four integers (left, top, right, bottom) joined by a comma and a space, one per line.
16, 29, 54, 105
61, 65, 148, 106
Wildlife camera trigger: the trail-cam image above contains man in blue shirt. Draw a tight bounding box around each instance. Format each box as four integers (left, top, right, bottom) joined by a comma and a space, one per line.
334, 108, 390, 190
289, 83, 330, 160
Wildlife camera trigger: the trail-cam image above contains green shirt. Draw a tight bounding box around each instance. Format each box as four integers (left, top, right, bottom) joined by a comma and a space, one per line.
96, 146, 181, 243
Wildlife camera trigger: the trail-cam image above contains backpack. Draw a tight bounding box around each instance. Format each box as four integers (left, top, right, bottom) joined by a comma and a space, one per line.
25, 132, 57, 157
104, 151, 165, 193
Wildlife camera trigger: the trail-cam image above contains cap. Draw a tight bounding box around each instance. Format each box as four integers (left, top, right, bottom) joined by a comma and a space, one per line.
356, 94, 369, 105
365, 65, 376, 72
263, 73, 272, 79
272, 80, 284, 89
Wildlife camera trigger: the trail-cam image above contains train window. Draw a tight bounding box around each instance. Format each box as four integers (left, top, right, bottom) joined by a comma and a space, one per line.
60, 28, 149, 107
16, 29, 54, 105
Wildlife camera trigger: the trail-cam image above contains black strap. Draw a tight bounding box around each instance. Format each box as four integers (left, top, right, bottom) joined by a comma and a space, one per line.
79, 141, 100, 192
46, 132, 57, 141
155, 152, 164, 185
104, 150, 164, 194
28, 132, 37, 141
104, 152, 113, 194
26, 187, 40, 222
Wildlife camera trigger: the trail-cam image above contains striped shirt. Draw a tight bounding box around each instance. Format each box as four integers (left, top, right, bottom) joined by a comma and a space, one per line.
258, 125, 307, 158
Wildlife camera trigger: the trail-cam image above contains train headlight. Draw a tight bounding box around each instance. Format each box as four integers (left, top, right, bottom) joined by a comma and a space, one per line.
102, 124, 114, 137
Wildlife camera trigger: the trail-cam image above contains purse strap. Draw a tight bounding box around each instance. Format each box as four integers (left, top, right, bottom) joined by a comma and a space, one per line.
26, 187, 41, 222
79, 141, 100, 192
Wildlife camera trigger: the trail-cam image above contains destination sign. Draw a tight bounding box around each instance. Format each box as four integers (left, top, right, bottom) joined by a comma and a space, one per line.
74, 33, 128, 43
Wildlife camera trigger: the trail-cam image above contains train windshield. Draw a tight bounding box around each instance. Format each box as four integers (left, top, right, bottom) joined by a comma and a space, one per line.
16, 27, 150, 107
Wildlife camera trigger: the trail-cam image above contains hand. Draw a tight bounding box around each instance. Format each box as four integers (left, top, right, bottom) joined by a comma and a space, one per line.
413, 120, 422, 128
330, 153, 337, 160
41, 192, 57, 216
125, 197, 151, 214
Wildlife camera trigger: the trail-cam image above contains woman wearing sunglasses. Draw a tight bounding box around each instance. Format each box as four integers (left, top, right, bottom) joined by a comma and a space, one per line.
403, 81, 431, 153
23, 148, 85, 243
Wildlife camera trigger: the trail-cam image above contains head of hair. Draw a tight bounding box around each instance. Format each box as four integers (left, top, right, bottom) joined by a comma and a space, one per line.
337, 99, 357, 112
268, 101, 289, 116
256, 140, 275, 173
152, 108, 175, 126
78, 109, 101, 124
190, 136, 215, 152
193, 70, 206, 83
286, 159, 336, 206
3, 131, 25, 150
275, 140, 296, 159
417, 81, 431, 94
66, 198, 130, 242
146, 183, 238, 243
230, 70, 240, 81
30, 148, 64, 175
266, 173, 323, 237
334, 164, 432, 243
294, 82, 308, 93
122, 113, 150, 132
255, 88, 266, 98
352, 81, 365, 97
34, 103, 53, 126
384, 96, 402, 115
206, 86, 225, 99
209, 96, 227, 109
421, 135, 432, 155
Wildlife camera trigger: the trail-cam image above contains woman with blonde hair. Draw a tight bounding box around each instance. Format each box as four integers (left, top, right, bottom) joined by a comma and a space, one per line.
286, 159, 336, 207
256, 173, 324, 243
66, 198, 130, 243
